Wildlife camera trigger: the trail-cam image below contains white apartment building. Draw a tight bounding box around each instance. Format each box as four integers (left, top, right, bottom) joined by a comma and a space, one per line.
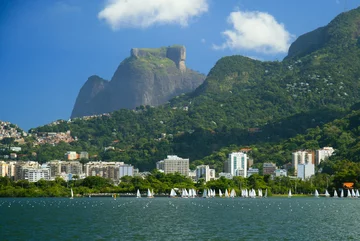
297, 163, 315, 180
158, 155, 189, 176
247, 168, 259, 177
119, 164, 134, 178
196, 165, 215, 182
292, 151, 313, 174
225, 152, 247, 178
316, 147, 334, 165
23, 168, 50, 182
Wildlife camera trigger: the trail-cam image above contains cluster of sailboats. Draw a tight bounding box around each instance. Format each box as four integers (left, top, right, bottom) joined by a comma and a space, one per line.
287, 189, 360, 198
135, 188, 269, 198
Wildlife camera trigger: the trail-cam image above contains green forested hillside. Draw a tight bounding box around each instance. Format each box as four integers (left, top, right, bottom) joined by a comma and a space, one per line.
28, 7, 360, 171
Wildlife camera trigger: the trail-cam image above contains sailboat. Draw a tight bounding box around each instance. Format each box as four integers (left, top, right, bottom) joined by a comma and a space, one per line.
356, 189, 360, 198
264, 189, 268, 198
258, 189, 263, 198
325, 190, 330, 197
70, 188, 74, 199
314, 189, 319, 198
333, 190, 338, 198
219, 189, 223, 197
147, 189, 154, 198
170, 188, 177, 198
224, 189, 229, 198
230, 189, 236, 198
347, 189, 352, 198
340, 189, 344, 198
136, 189, 141, 198
202, 189, 208, 198
113, 193, 117, 200
288, 189, 292, 198
352, 189, 356, 198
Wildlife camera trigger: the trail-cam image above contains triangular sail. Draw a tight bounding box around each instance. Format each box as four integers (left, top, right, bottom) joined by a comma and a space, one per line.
70, 188, 74, 199
170, 189, 177, 198
202, 189, 208, 198
340, 189, 344, 198
147, 189, 153, 198
314, 189, 319, 197
333, 190, 338, 198
325, 190, 330, 197
264, 189, 268, 198
224, 189, 229, 198
136, 189, 141, 198
347, 189, 352, 198
356, 189, 359, 198
352, 189, 356, 197
288, 189, 292, 198
219, 189, 223, 197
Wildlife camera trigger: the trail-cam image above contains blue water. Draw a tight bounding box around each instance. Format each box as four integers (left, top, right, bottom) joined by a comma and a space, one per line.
1, 197, 360, 240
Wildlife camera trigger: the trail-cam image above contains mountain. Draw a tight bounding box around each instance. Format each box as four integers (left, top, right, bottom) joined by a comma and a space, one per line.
71, 45, 205, 118
32, 7, 360, 170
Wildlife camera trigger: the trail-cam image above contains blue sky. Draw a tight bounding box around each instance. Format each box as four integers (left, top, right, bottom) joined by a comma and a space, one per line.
0, 0, 358, 131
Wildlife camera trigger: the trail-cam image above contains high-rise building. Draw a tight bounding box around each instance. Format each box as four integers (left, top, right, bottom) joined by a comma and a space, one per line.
297, 163, 315, 180
156, 160, 165, 171
0, 161, 8, 177
316, 147, 334, 165
196, 165, 215, 182
292, 151, 313, 174
23, 168, 50, 182
225, 152, 248, 177
119, 164, 134, 178
161, 155, 189, 176
84, 161, 124, 180
263, 163, 277, 175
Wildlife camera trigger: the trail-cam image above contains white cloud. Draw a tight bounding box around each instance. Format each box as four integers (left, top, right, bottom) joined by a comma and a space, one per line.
98, 0, 209, 30
213, 10, 294, 54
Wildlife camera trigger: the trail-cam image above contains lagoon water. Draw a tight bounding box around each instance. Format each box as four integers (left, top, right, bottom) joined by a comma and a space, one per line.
1, 197, 360, 240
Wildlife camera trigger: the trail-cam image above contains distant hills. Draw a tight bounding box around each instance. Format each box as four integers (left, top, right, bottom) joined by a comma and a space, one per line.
25, 7, 360, 171
71, 45, 205, 118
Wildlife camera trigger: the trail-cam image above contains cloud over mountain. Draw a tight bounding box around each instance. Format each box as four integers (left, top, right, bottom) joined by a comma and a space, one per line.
213, 10, 293, 54
98, 0, 209, 29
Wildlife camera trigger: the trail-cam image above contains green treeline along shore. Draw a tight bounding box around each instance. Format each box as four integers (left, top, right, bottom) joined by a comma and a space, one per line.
0, 168, 350, 198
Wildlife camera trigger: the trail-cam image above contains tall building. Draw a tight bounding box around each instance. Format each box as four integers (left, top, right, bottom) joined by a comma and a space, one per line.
23, 168, 50, 182
84, 161, 124, 180
156, 160, 165, 171
316, 147, 334, 165
225, 152, 247, 177
292, 151, 313, 174
61, 161, 83, 175
119, 164, 134, 178
196, 165, 215, 182
162, 155, 189, 176
263, 163, 277, 175
0, 161, 8, 177
297, 163, 315, 180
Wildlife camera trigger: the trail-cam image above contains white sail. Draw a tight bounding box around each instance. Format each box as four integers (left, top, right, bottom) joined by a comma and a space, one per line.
356, 189, 360, 198
202, 189, 208, 198
170, 188, 177, 198
192, 189, 197, 198
230, 189, 236, 198
314, 189, 319, 198
212, 189, 216, 198
340, 189, 344, 198
333, 190, 338, 198
264, 189, 268, 198
258, 189, 263, 198
352, 189, 356, 197
147, 189, 153, 198
245, 189, 249, 198
325, 190, 330, 197
219, 189, 223, 197
70, 188, 74, 199
347, 189, 352, 198
224, 189, 229, 198
288, 189, 292, 198
136, 189, 141, 198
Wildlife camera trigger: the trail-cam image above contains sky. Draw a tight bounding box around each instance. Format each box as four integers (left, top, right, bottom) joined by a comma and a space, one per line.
0, 0, 359, 131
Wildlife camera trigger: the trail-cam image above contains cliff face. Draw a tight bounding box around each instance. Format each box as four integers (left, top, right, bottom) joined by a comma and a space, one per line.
71, 46, 205, 118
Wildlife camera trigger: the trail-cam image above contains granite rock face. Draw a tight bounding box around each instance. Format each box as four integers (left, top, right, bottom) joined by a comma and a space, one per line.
71, 45, 205, 118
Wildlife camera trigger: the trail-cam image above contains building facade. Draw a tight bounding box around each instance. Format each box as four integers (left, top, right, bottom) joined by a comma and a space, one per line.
263, 163, 277, 175
119, 164, 134, 178
292, 151, 313, 174
297, 163, 315, 180
247, 168, 259, 177
161, 155, 189, 176
225, 152, 247, 178
316, 147, 334, 165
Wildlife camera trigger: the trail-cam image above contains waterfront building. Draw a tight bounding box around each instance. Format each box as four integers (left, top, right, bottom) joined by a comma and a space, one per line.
316, 147, 334, 165
218, 172, 233, 179
156, 160, 165, 171
23, 168, 50, 182
274, 169, 287, 177
0, 161, 8, 177
247, 168, 259, 177
160, 155, 189, 176
84, 161, 125, 180
292, 150, 313, 174
263, 163, 276, 175
297, 163, 315, 180
196, 165, 211, 182
225, 152, 247, 178
119, 164, 134, 178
